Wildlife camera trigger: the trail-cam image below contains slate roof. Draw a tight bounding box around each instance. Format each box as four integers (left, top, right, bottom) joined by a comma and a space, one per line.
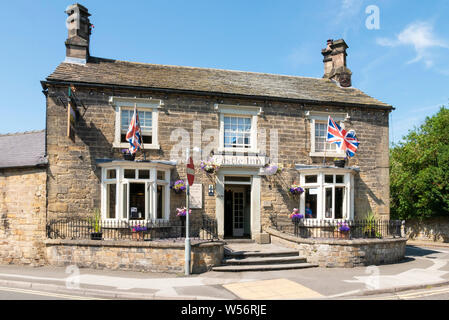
0, 130, 47, 169
45, 57, 392, 109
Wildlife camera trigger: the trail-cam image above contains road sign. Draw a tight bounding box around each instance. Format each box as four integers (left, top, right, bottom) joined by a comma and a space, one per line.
187, 157, 195, 186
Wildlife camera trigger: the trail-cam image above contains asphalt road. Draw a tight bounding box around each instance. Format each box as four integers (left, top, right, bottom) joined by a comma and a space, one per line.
0, 286, 107, 300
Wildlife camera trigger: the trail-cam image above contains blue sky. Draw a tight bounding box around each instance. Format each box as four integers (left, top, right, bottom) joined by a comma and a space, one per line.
0, 0, 448, 144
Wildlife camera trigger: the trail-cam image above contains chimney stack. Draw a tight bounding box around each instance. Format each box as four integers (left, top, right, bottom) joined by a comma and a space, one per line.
321, 39, 352, 87
65, 3, 91, 64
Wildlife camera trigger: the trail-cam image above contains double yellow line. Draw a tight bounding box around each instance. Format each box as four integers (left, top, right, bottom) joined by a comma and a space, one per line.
354, 286, 449, 300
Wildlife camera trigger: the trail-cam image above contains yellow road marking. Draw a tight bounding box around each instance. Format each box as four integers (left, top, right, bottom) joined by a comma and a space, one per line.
223, 279, 323, 300
350, 286, 449, 300
0, 286, 107, 300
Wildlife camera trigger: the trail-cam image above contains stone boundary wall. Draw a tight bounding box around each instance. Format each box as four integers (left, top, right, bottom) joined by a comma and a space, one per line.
45, 239, 224, 274
0, 168, 47, 266
406, 218, 449, 243
266, 227, 406, 268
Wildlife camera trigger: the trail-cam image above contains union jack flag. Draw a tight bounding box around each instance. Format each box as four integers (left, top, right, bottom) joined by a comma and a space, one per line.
125, 105, 143, 155
326, 116, 359, 157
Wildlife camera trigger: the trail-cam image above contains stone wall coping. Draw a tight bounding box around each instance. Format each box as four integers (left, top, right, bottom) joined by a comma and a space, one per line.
265, 227, 407, 246
44, 239, 225, 249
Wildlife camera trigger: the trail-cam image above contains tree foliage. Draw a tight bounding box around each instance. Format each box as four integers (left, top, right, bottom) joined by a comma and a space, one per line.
390, 106, 449, 220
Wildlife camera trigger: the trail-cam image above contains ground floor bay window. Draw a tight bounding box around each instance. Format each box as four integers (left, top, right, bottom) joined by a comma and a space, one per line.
296, 166, 356, 221
99, 161, 174, 222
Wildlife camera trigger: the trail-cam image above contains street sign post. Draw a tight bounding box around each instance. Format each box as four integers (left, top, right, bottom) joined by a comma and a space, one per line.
185, 150, 195, 276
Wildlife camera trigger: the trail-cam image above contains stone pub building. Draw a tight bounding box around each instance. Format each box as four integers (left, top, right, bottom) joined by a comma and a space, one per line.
1, 4, 398, 271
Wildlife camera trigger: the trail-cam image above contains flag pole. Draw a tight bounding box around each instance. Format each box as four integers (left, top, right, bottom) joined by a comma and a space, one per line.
135, 103, 146, 161
324, 116, 328, 166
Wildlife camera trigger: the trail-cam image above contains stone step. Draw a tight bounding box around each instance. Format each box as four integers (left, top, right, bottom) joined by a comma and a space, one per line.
223, 239, 255, 244
223, 256, 307, 266
224, 250, 299, 259
212, 262, 318, 272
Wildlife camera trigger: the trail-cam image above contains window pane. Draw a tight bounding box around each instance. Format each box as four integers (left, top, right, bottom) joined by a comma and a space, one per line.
106, 184, 116, 219
305, 175, 317, 184
106, 169, 116, 179
157, 171, 165, 180
139, 170, 149, 179
129, 183, 145, 219
315, 122, 338, 152
124, 169, 135, 179
335, 187, 345, 219
122, 184, 128, 219
325, 175, 334, 183
224, 116, 252, 148
336, 175, 344, 183
142, 135, 152, 144
122, 109, 152, 134
225, 176, 251, 182
157, 185, 165, 219
305, 189, 317, 219
325, 188, 333, 218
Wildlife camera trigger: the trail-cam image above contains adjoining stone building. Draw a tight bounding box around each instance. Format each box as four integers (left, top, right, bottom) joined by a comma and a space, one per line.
1, 4, 395, 269
0, 131, 48, 266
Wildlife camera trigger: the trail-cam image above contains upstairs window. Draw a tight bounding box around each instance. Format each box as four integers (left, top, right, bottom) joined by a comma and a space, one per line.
224, 116, 252, 149
110, 97, 162, 150
216, 104, 261, 154
306, 111, 349, 157
314, 121, 338, 153
120, 109, 153, 144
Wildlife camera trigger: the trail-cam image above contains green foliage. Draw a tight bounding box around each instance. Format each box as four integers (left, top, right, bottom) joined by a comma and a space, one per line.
361, 211, 379, 236
90, 208, 102, 233
390, 106, 449, 220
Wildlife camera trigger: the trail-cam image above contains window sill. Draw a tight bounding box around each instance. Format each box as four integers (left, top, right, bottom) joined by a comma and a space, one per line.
218, 147, 260, 154
113, 142, 160, 150
309, 151, 346, 158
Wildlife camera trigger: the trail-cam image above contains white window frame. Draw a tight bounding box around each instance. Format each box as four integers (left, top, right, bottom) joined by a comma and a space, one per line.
215, 104, 262, 154
298, 169, 354, 221
306, 111, 349, 157
110, 96, 163, 150
100, 163, 171, 222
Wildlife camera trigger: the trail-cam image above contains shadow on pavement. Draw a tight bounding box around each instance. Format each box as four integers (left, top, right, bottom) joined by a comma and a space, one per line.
406, 245, 440, 257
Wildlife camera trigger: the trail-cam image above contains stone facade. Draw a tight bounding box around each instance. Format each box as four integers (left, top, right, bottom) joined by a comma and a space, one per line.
0, 167, 47, 266
45, 84, 390, 235
45, 239, 224, 274
406, 218, 449, 243
267, 227, 406, 268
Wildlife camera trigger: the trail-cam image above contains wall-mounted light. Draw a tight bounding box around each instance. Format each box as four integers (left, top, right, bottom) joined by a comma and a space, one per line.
208, 185, 214, 196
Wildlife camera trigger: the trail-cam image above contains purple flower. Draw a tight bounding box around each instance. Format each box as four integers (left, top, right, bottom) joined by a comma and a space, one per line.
289, 185, 304, 194
338, 222, 350, 232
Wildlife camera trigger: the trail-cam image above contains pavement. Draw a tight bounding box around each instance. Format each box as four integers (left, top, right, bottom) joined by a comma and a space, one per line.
0, 243, 448, 300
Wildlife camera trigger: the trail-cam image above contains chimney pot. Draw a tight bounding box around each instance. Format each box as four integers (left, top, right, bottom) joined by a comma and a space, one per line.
65, 3, 91, 64
322, 38, 352, 87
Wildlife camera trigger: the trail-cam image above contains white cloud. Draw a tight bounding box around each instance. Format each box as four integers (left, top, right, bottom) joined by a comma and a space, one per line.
336, 0, 364, 24
377, 21, 449, 67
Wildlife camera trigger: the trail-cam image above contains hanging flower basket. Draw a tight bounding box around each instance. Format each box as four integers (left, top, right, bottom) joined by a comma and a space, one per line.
289, 184, 304, 195
200, 158, 221, 174
176, 207, 191, 217
171, 180, 186, 194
